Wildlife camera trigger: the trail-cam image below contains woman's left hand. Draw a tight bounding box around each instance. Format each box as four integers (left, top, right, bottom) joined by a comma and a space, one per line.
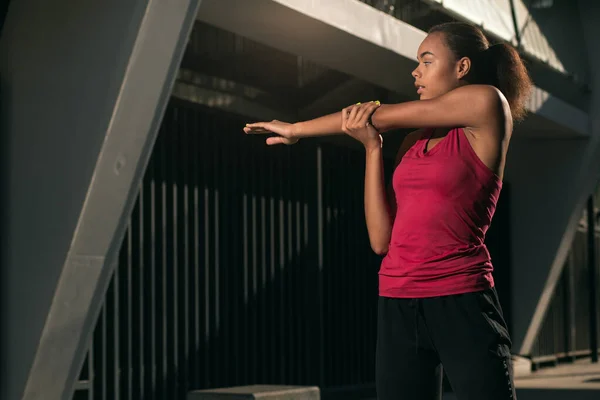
342, 101, 382, 150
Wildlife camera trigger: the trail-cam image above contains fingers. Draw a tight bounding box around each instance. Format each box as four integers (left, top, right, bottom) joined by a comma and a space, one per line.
346, 101, 380, 129
353, 103, 373, 124
348, 103, 360, 125
244, 120, 280, 134
244, 122, 272, 134
363, 102, 381, 129
266, 136, 286, 145
244, 127, 272, 134
341, 105, 350, 133
265, 136, 298, 146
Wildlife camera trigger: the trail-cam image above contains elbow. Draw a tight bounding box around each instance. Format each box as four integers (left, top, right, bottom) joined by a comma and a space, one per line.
368, 229, 391, 255
370, 242, 389, 256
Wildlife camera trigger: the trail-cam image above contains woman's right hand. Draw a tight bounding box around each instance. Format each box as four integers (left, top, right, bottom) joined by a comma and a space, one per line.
342, 101, 382, 150
243, 120, 299, 145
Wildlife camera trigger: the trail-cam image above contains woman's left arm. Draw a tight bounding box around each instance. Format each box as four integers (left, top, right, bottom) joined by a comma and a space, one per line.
243, 85, 509, 145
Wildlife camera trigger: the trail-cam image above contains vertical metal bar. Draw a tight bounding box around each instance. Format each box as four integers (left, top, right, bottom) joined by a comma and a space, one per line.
161, 112, 169, 399
192, 108, 201, 390
259, 192, 266, 381
561, 249, 576, 361
220, 116, 232, 387
89, 346, 94, 400
508, 0, 522, 47
251, 188, 258, 383
275, 148, 282, 383
343, 151, 350, 382
210, 117, 219, 387
296, 198, 302, 381
286, 150, 294, 382
303, 192, 310, 383
216, 116, 224, 387
214, 187, 221, 385
350, 151, 357, 382
155, 121, 165, 398
568, 249, 577, 359
126, 216, 133, 400
326, 154, 334, 384
182, 106, 190, 397
101, 303, 107, 400
231, 122, 241, 385
149, 132, 156, 400
316, 146, 324, 383
114, 254, 120, 400
259, 142, 267, 383
588, 195, 598, 362
291, 152, 299, 382
278, 156, 286, 382
269, 157, 276, 383
171, 107, 179, 399
137, 180, 145, 400
147, 141, 157, 400
243, 189, 249, 381
554, 284, 561, 358
203, 118, 211, 387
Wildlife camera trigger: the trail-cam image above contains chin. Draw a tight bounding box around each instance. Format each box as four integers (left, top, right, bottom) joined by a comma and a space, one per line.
421, 92, 441, 101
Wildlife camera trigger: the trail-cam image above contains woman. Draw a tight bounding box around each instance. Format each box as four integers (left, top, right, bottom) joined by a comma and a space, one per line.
244, 22, 532, 400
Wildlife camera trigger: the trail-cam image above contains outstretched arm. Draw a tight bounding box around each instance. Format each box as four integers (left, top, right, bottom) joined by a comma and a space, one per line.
244, 85, 508, 145
243, 106, 361, 145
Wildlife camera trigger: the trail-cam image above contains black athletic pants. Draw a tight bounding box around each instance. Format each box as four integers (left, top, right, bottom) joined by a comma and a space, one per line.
376, 287, 516, 400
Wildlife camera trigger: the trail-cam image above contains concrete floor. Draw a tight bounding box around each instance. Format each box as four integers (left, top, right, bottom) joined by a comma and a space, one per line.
440, 358, 600, 400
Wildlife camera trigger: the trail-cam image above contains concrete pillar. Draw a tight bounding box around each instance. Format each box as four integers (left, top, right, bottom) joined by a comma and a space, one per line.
0, 1, 201, 399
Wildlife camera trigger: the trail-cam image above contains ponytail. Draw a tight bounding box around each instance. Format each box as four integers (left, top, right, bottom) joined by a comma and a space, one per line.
486, 43, 532, 121
429, 22, 533, 121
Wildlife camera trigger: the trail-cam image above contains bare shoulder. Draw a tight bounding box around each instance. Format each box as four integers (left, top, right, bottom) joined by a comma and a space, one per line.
451, 85, 512, 149
460, 85, 511, 123
394, 129, 424, 166
457, 84, 505, 102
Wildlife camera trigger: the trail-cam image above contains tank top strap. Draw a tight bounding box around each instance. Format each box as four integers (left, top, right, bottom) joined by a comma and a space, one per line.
442, 127, 461, 155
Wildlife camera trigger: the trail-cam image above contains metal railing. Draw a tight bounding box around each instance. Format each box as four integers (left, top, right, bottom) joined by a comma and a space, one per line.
530, 199, 600, 367
72, 99, 383, 400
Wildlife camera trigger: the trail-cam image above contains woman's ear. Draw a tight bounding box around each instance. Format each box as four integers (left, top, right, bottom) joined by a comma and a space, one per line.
457, 56, 472, 80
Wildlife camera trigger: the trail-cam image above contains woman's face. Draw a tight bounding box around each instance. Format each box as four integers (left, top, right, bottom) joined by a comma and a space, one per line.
412, 32, 468, 100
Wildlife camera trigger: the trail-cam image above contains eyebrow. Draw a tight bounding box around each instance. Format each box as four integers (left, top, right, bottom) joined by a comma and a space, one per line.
418, 51, 435, 60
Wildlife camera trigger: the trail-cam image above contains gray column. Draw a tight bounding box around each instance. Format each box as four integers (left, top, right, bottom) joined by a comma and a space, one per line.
0, 1, 201, 399
514, 1, 600, 354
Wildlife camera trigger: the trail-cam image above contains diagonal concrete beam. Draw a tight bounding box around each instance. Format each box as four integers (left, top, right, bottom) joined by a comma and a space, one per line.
0, 0, 201, 399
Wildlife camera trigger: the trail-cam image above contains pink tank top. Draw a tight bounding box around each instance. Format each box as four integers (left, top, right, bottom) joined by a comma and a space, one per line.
379, 127, 502, 298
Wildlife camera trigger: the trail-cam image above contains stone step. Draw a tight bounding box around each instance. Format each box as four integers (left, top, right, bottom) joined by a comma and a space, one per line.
188, 385, 320, 400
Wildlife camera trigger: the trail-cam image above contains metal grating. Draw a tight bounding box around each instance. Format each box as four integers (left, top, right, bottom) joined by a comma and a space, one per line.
531, 227, 600, 361
72, 99, 381, 400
